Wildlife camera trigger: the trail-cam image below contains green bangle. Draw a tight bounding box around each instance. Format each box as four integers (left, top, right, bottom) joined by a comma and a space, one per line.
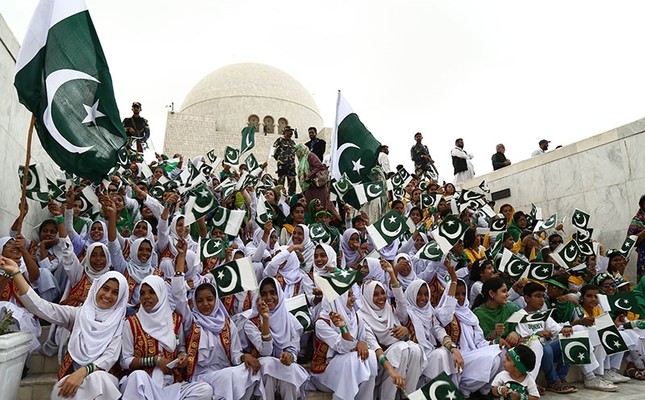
339, 325, 349, 334
378, 355, 388, 366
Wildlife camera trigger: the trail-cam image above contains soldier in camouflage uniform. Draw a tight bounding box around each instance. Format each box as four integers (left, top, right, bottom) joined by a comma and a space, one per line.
272, 126, 297, 195
410, 132, 438, 179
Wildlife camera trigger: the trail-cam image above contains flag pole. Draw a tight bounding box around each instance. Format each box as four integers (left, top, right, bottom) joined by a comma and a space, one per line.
16, 114, 36, 235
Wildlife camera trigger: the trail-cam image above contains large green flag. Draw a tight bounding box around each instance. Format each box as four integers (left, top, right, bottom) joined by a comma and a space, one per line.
14, 0, 127, 182
330, 91, 381, 183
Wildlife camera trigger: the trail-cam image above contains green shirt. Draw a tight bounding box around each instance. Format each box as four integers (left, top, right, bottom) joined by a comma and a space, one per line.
474, 301, 521, 340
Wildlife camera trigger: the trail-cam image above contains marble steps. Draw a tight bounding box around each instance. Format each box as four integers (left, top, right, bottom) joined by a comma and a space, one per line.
18, 325, 58, 400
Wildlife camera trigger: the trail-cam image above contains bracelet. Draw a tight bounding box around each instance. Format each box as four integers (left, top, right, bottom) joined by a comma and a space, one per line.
8, 270, 21, 278
84, 363, 95, 375
174, 271, 185, 277
54, 215, 64, 224
378, 354, 388, 366
390, 282, 401, 289
261, 333, 272, 340
339, 325, 349, 334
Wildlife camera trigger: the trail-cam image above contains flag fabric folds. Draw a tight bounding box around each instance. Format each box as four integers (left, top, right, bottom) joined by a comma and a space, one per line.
314, 269, 362, 303
559, 331, 592, 365
408, 371, 465, 400
14, 0, 127, 182
198, 237, 227, 261
285, 294, 313, 332
330, 91, 382, 183
210, 257, 258, 298
366, 210, 416, 250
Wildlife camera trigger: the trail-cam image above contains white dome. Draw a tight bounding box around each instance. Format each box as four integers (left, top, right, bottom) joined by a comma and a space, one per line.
180, 63, 323, 133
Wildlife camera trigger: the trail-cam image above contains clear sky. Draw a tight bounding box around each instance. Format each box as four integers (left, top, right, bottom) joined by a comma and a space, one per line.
3, 0, 645, 182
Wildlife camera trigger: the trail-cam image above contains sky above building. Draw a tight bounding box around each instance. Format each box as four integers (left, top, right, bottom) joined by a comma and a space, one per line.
3, 0, 645, 183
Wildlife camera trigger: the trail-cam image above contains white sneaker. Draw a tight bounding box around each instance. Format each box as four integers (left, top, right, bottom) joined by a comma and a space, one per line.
584, 376, 618, 392
603, 369, 631, 383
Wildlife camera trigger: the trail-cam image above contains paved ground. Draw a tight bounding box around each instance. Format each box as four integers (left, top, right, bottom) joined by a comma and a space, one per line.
305, 377, 645, 399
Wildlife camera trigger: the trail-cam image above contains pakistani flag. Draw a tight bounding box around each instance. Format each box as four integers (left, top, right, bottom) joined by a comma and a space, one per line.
236, 171, 259, 191
390, 167, 412, 189
343, 181, 385, 209
479, 180, 490, 193
309, 223, 332, 245
608, 292, 642, 317
210, 207, 245, 236
314, 269, 361, 303
534, 213, 558, 232
408, 371, 464, 400
498, 249, 529, 281
595, 313, 628, 355
551, 240, 581, 270
210, 257, 258, 298
331, 173, 352, 198
485, 233, 505, 259
560, 331, 592, 365
215, 179, 237, 201
414, 241, 444, 261
18, 164, 48, 194
224, 146, 240, 167
618, 235, 638, 258
198, 237, 227, 261
367, 210, 416, 250
14, 0, 127, 182
571, 208, 590, 229
255, 193, 275, 226
574, 228, 595, 257
330, 91, 381, 183
420, 193, 442, 210
431, 215, 469, 254
149, 183, 165, 202
184, 183, 218, 225
520, 309, 553, 323
456, 189, 485, 212
240, 126, 256, 155
392, 186, 405, 200
525, 262, 554, 282
285, 294, 313, 332
489, 217, 508, 234
76, 185, 99, 215
206, 149, 222, 169
244, 153, 259, 171
28, 179, 65, 205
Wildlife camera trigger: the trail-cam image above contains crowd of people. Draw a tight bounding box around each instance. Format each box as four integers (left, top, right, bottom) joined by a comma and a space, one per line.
1, 115, 645, 400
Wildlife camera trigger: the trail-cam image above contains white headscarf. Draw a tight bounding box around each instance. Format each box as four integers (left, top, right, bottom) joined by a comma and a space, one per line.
394, 253, 417, 290
404, 279, 437, 352
192, 282, 229, 335
272, 246, 302, 285
126, 238, 155, 284
357, 281, 398, 347
0, 237, 26, 274
131, 220, 155, 245
340, 228, 362, 266
363, 257, 385, 284
438, 278, 480, 351
81, 242, 112, 281
137, 275, 176, 352
319, 290, 359, 338
313, 243, 338, 275
169, 215, 197, 254
68, 271, 128, 365
248, 277, 295, 356
287, 224, 315, 269
83, 220, 108, 247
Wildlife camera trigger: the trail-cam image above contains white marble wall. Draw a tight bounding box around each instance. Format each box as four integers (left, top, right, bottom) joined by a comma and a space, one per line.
0, 14, 54, 235
462, 119, 645, 280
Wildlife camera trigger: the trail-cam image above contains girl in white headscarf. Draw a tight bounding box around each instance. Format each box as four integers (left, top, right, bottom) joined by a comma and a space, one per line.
3, 256, 127, 400
120, 275, 212, 400
311, 290, 377, 400
401, 279, 464, 386
263, 245, 314, 299
340, 228, 364, 268
437, 279, 504, 397
390, 253, 417, 291
357, 261, 424, 399
245, 224, 279, 281
286, 224, 315, 272
171, 276, 262, 400
243, 277, 309, 400
313, 244, 339, 275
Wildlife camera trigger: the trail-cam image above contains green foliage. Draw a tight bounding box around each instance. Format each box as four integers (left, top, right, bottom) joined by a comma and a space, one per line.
0, 309, 15, 336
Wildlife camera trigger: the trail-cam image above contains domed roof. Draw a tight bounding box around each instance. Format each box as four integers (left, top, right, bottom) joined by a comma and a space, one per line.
180, 63, 321, 117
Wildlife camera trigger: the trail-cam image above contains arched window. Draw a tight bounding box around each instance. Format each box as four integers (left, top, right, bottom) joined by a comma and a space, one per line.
277, 117, 289, 134
248, 114, 260, 131
263, 115, 274, 134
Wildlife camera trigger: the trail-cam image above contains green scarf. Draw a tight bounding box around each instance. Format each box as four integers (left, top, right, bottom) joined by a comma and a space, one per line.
295, 144, 310, 192
474, 301, 521, 339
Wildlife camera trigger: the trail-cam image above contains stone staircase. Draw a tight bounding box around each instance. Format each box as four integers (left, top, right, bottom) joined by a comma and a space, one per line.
18, 326, 58, 400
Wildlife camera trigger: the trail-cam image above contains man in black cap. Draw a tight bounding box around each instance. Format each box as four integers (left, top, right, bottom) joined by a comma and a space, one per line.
272, 125, 297, 195
531, 139, 550, 157
123, 101, 150, 153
